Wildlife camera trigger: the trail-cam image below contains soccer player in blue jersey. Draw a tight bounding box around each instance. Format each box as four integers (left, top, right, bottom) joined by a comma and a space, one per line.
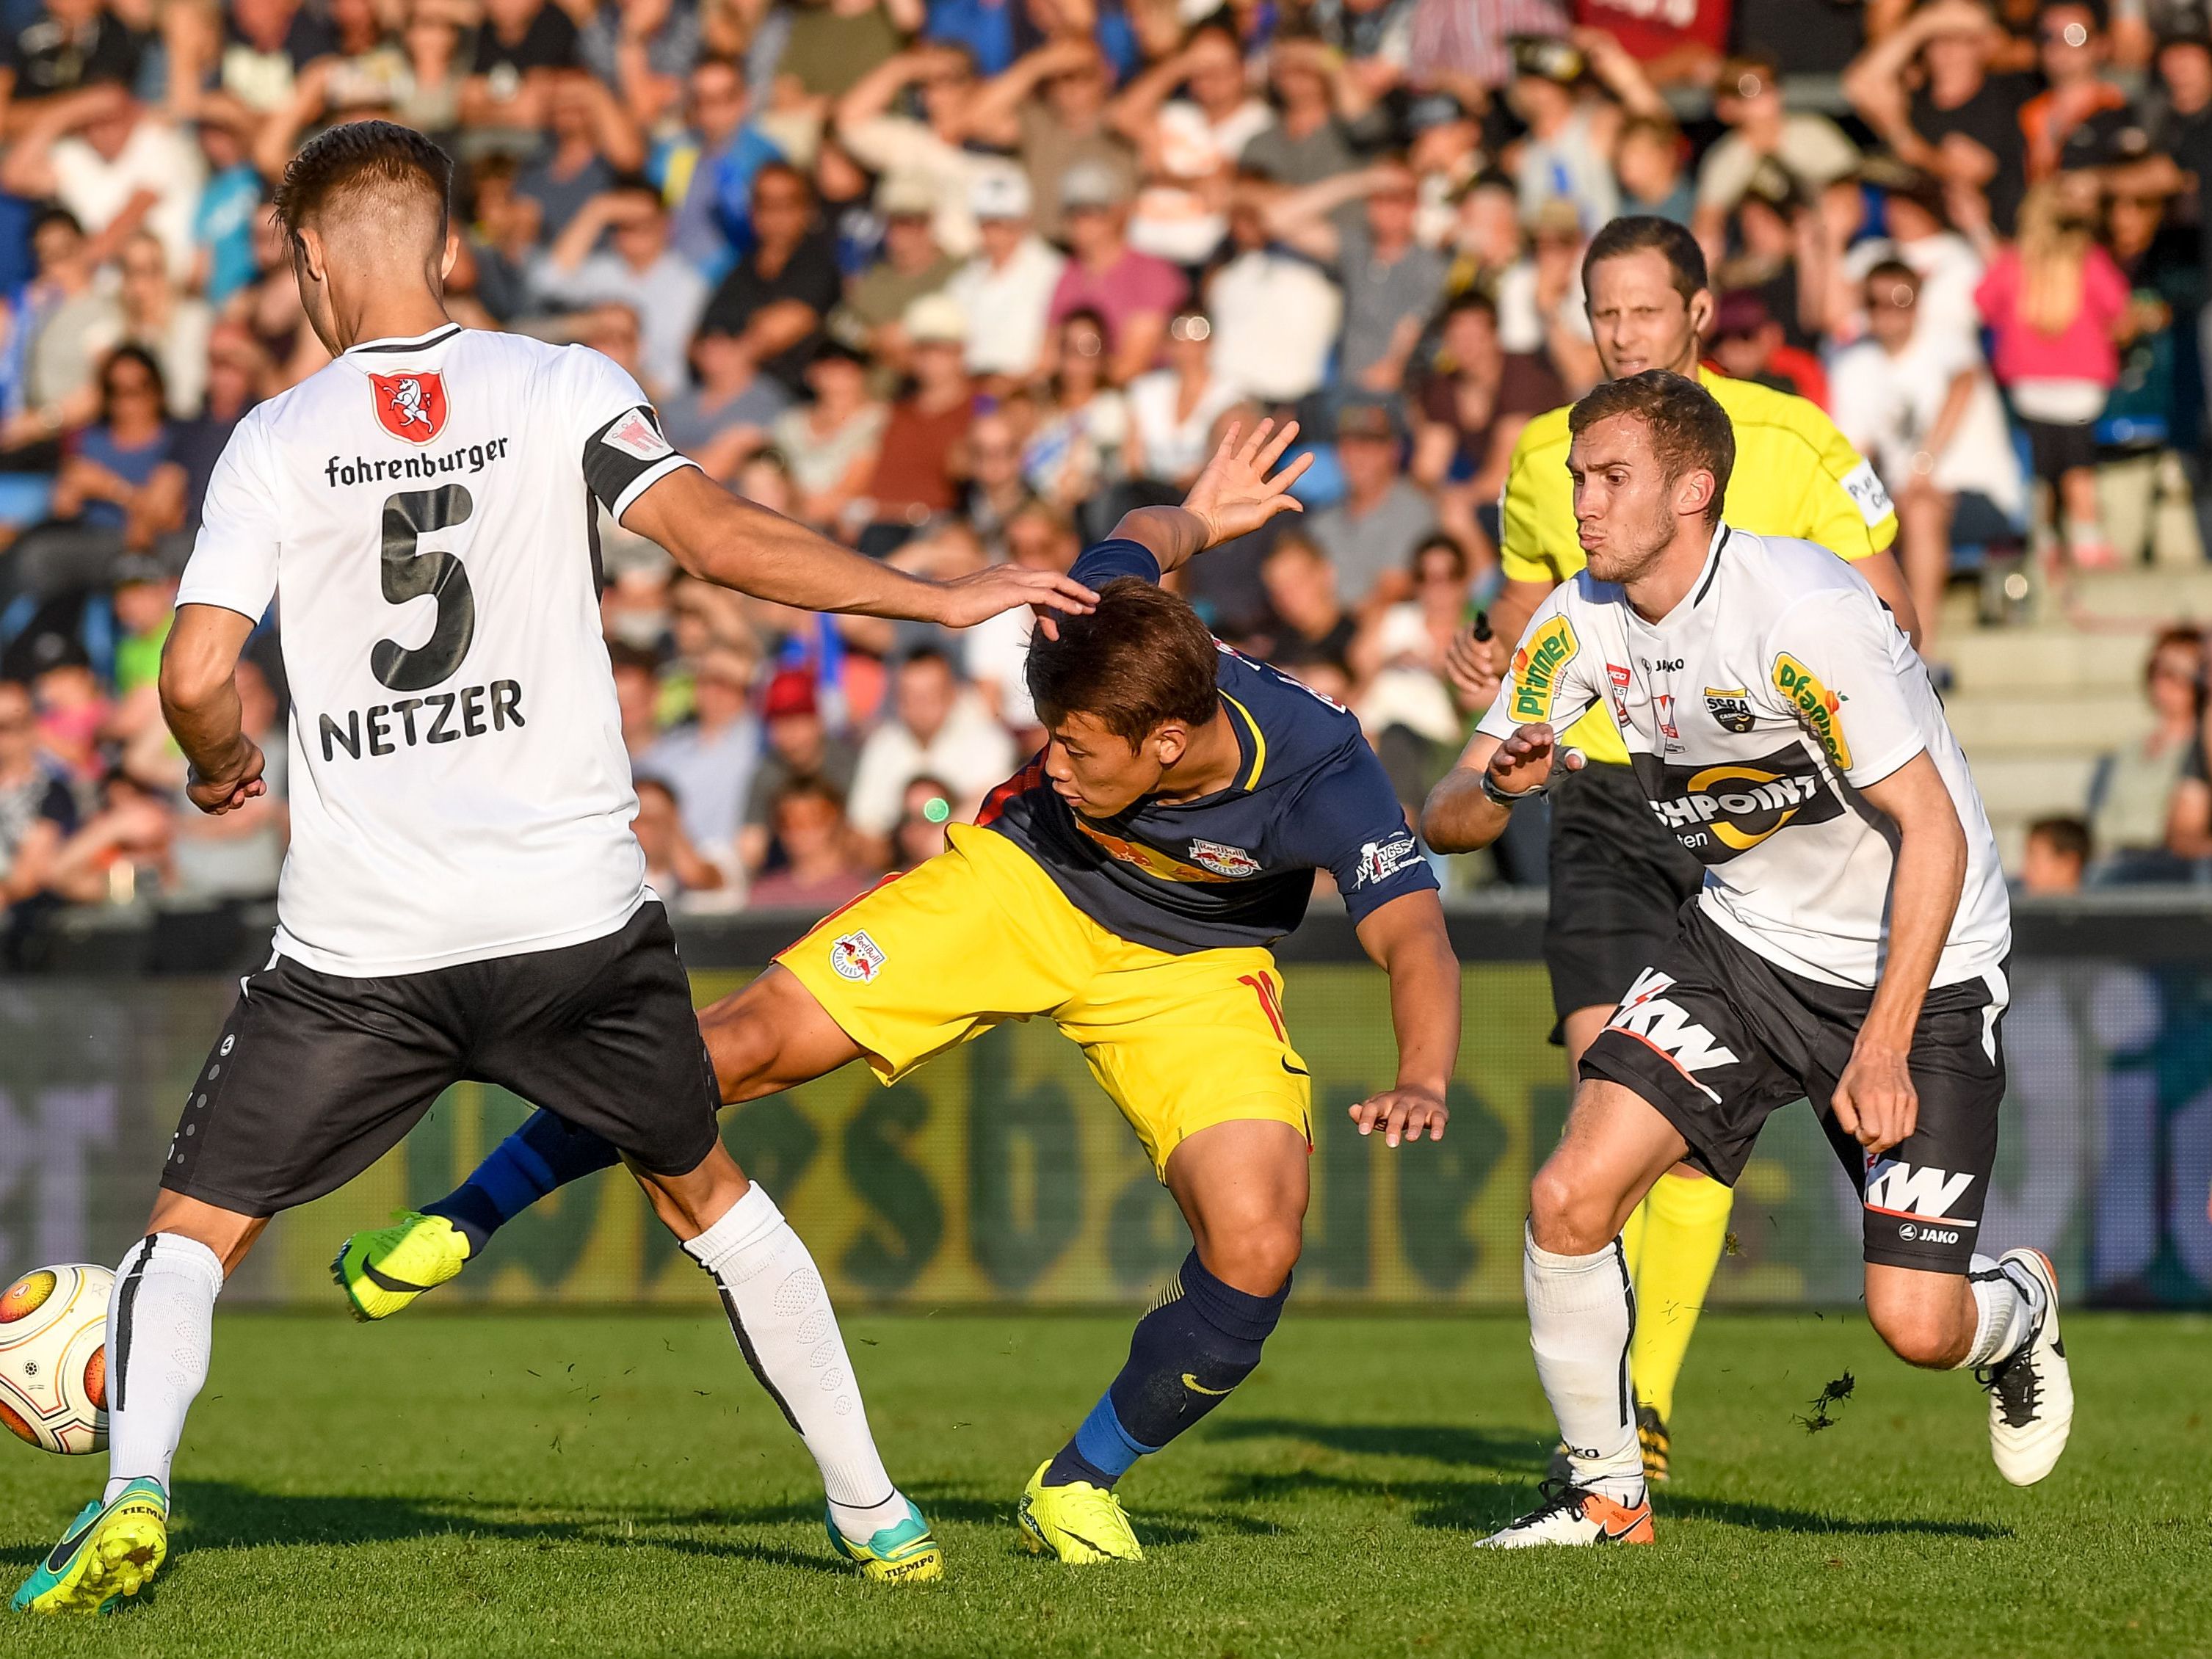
336, 421, 1463, 1562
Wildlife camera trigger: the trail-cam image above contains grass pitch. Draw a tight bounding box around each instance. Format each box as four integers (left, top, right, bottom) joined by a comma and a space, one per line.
0, 1307, 2202, 1658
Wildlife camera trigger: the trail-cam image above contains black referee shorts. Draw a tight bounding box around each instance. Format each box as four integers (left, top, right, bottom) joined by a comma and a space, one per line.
1579, 906, 2008, 1274
1544, 760, 1706, 1037
160, 903, 721, 1216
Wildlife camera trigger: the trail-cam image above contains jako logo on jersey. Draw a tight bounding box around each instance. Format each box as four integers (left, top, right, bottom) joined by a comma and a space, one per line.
1772, 653, 1852, 770
1703, 687, 1755, 734
1607, 968, 1739, 1101
1512, 617, 1578, 722
369, 371, 449, 445
830, 930, 888, 982
1357, 833, 1421, 887
1189, 838, 1261, 877
1863, 1156, 1977, 1224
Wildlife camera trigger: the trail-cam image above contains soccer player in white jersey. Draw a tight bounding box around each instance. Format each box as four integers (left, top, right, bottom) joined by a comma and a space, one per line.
12, 122, 1098, 1616
1422, 371, 2074, 1549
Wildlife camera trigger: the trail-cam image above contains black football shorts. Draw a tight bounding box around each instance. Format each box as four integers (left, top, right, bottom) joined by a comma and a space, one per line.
1544, 760, 1706, 1035
160, 902, 721, 1215
1578, 905, 2007, 1274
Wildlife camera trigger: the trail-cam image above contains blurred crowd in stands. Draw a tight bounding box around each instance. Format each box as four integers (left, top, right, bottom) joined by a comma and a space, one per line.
4, 0, 2212, 958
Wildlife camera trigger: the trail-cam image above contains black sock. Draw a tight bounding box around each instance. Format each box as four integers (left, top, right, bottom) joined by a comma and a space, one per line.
423, 1109, 620, 1252
1043, 1250, 1289, 1489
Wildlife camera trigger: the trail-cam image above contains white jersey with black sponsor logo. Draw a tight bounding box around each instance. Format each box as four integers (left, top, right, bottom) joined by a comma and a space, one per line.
1479, 525, 2010, 992
178, 324, 696, 977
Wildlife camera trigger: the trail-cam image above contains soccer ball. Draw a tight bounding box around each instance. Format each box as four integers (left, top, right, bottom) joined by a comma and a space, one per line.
0, 1265, 112, 1454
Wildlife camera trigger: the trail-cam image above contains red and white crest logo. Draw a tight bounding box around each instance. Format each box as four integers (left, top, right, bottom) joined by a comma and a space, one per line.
369, 371, 449, 445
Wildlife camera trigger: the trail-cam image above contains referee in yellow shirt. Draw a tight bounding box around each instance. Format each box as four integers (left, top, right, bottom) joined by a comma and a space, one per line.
1452, 216, 1920, 1482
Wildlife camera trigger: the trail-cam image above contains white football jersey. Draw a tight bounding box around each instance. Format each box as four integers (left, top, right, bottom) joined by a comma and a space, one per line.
1479, 526, 2011, 992
178, 324, 697, 977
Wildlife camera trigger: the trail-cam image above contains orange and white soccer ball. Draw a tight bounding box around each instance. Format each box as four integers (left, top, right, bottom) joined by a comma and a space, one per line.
0, 1264, 111, 1454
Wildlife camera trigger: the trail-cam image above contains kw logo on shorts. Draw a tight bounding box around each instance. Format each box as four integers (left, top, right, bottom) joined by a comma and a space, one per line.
830, 930, 888, 982
1772, 654, 1852, 771
1608, 968, 1738, 1103
1511, 617, 1578, 723
1863, 1156, 1976, 1230
1630, 746, 1843, 863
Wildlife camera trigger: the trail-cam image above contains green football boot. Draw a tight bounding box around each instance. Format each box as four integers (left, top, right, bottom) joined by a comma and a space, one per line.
13, 1478, 169, 1615
331, 1209, 472, 1321
825, 1499, 945, 1584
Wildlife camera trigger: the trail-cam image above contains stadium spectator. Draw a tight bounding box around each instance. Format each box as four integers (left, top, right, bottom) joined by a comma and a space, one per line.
164, 656, 286, 903
0, 83, 204, 280
1706, 289, 1828, 407
1614, 115, 1694, 225
846, 645, 1014, 851
1975, 178, 2129, 568
745, 776, 874, 907
639, 645, 761, 863
2018, 813, 2092, 893
1308, 402, 1440, 608
634, 775, 739, 907
657, 57, 783, 278
1258, 531, 1357, 675
1110, 22, 1272, 266
1044, 162, 1185, 386
836, 173, 960, 373
741, 667, 860, 874
1266, 159, 1450, 393
1125, 309, 1242, 492
964, 37, 1136, 246
463, 0, 584, 131
1504, 34, 1621, 233
2088, 626, 2208, 879
889, 772, 954, 870
1692, 54, 1860, 252
0, 0, 143, 107
0, 678, 71, 952
833, 41, 992, 257
962, 498, 1074, 731
661, 324, 788, 479
48, 765, 171, 906
534, 177, 709, 398
513, 69, 646, 239
1829, 259, 2026, 665
1023, 307, 1130, 522
115, 230, 214, 421
1240, 33, 1368, 187
2021, 0, 2133, 182
770, 341, 887, 526
859, 292, 974, 540
699, 161, 844, 394
609, 641, 667, 763
1410, 290, 1564, 564
942, 162, 1063, 385
1845, 0, 2034, 235
1205, 180, 1343, 403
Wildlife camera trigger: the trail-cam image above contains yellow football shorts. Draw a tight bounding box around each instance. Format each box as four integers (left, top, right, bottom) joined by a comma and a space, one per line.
777, 823, 1313, 1176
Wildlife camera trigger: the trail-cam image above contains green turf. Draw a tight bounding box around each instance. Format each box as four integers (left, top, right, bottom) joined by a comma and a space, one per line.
0, 1307, 2202, 1658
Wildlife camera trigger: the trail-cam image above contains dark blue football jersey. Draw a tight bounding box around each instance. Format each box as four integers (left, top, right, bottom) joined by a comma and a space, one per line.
977, 539, 1437, 954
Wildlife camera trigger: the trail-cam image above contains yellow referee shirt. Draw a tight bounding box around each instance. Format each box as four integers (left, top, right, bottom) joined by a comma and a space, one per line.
1498, 364, 1899, 766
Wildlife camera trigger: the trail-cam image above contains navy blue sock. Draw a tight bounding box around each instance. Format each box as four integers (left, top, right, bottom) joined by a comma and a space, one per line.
424, 1110, 621, 1252
1042, 1250, 1289, 1489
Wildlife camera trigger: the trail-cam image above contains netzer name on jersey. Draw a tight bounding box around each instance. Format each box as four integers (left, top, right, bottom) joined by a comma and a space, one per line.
324, 436, 512, 488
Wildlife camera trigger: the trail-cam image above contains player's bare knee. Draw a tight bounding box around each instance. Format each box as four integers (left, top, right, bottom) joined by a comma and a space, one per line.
1869, 1300, 1969, 1371
1527, 1163, 1614, 1256
1200, 1221, 1301, 1296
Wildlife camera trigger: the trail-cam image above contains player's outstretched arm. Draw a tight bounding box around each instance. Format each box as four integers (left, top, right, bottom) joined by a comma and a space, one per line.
1347, 890, 1459, 1147
1420, 725, 1582, 854
623, 466, 1100, 630
160, 603, 267, 816
1830, 749, 1965, 1155
1108, 418, 1313, 576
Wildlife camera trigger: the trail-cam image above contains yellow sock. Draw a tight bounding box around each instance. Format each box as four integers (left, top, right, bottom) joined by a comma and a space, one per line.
1619, 1190, 1648, 1281
1628, 1171, 1735, 1424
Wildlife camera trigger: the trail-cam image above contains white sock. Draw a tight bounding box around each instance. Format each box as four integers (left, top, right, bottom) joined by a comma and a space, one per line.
683, 1184, 907, 1539
1524, 1223, 1644, 1503
103, 1233, 224, 1503
1960, 1253, 2042, 1369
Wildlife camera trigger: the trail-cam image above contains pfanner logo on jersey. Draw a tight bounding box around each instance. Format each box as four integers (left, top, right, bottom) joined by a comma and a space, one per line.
1772, 653, 1852, 771
369, 371, 449, 445
1511, 617, 1578, 722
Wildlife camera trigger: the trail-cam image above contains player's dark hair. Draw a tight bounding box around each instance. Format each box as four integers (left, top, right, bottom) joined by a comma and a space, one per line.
1568, 369, 1735, 525
1582, 214, 1707, 306
1026, 576, 1221, 745
2026, 815, 2092, 865
272, 118, 452, 250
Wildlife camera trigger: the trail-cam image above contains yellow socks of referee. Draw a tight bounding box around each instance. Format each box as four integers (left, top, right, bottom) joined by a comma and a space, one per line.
1625, 1170, 1735, 1425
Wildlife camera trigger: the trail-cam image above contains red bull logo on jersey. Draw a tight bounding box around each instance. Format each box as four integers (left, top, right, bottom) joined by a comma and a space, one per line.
1772, 653, 1852, 771
370, 371, 449, 445
1511, 617, 1578, 723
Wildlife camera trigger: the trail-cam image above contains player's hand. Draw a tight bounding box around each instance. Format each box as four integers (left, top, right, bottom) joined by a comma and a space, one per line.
1831, 1041, 1918, 1154
186, 741, 267, 816
930, 565, 1099, 636
1489, 722, 1581, 797
1349, 1085, 1448, 1147
1445, 623, 1504, 708
1182, 418, 1314, 548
